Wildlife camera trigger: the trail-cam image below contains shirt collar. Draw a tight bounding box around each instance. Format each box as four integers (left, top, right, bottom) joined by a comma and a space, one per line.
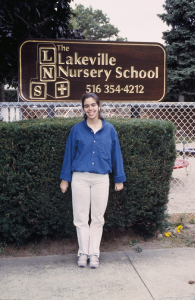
84, 118, 106, 130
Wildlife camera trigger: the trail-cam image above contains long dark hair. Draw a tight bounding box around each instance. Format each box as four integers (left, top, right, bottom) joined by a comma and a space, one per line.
81, 93, 101, 119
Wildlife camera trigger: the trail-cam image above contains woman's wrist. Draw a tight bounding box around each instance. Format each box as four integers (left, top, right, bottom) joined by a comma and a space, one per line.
115, 182, 124, 191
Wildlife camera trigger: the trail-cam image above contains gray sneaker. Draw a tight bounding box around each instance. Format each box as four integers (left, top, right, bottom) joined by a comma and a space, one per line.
89, 255, 99, 268
77, 254, 88, 267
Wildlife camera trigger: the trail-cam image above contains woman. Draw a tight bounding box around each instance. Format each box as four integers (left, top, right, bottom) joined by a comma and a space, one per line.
60, 93, 126, 268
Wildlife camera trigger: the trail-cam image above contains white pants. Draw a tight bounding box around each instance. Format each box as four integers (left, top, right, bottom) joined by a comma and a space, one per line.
71, 172, 109, 257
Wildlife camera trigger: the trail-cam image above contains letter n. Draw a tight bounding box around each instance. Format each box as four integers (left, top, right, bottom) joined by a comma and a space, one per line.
40, 65, 56, 81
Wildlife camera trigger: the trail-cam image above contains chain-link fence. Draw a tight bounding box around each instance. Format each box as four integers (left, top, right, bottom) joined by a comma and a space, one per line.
1, 101, 195, 223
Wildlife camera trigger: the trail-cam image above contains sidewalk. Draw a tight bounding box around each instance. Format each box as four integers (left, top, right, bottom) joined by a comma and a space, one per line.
1, 248, 195, 300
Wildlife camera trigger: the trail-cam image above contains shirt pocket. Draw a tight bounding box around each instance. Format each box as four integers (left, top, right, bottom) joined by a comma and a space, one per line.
100, 141, 112, 159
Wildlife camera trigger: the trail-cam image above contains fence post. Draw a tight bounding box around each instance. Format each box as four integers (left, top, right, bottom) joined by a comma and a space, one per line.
179, 95, 184, 102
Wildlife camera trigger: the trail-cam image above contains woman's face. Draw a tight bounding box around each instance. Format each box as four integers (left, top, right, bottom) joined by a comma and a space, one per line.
83, 97, 99, 121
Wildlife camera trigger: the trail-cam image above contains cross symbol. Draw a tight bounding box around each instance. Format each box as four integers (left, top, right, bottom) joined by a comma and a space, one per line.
57, 84, 67, 95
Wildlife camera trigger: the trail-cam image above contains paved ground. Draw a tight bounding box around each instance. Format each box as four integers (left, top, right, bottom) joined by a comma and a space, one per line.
1, 248, 195, 300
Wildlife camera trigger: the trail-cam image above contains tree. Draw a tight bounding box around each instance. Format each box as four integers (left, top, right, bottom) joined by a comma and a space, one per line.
71, 4, 127, 41
158, 0, 195, 102
0, 0, 82, 94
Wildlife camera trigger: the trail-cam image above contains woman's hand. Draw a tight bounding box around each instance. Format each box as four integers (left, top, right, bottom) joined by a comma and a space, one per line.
115, 182, 124, 191
60, 180, 69, 193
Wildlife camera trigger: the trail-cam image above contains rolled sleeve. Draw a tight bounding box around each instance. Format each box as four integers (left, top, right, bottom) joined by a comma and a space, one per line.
60, 129, 77, 182
111, 131, 126, 183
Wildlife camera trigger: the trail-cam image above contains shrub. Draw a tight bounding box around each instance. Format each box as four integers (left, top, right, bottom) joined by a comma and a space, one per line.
5, 90, 18, 102
106, 119, 176, 237
0, 118, 176, 244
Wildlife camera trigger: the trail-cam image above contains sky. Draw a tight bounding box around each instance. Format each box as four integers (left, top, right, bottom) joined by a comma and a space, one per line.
71, 0, 169, 44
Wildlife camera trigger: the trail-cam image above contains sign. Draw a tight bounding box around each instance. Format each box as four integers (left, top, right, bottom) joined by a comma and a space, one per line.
19, 39, 166, 102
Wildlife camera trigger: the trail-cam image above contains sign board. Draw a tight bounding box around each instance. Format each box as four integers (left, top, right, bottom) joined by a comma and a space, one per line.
19, 39, 166, 102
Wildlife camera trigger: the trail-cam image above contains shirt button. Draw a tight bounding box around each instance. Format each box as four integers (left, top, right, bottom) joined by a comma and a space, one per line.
93, 151, 95, 154
94, 140, 96, 142
92, 163, 94, 165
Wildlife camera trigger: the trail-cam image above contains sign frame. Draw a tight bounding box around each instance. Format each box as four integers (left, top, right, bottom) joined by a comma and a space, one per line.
19, 39, 167, 102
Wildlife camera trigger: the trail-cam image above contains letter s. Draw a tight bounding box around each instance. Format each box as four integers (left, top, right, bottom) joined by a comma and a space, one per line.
116, 67, 122, 78
34, 85, 42, 96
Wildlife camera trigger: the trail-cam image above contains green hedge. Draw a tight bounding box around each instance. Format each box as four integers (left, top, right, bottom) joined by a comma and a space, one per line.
0, 118, 176, 244
5, 90, 18, 102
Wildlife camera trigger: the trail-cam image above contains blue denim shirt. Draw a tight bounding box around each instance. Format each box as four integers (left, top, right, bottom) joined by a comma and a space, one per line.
60, 119, 126, 183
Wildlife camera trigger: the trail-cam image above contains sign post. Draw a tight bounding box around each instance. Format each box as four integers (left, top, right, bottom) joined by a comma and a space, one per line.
19, 39, 166, 102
